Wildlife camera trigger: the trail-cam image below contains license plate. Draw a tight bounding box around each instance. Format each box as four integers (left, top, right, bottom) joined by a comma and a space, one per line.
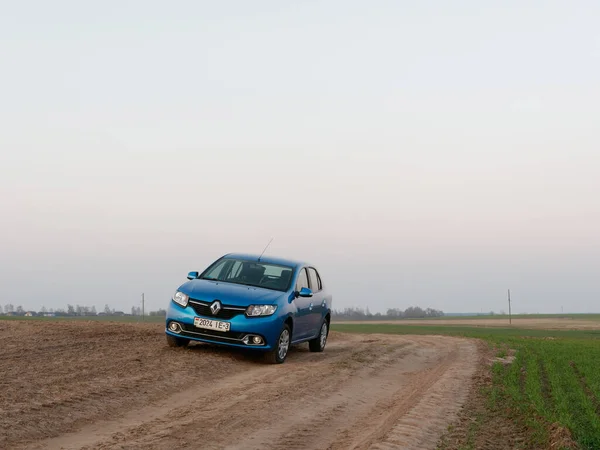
193, 317, 231, 332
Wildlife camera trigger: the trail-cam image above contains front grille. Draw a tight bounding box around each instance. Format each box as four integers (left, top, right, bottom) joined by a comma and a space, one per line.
180, 323, 246, 342
188, 299, 245, 320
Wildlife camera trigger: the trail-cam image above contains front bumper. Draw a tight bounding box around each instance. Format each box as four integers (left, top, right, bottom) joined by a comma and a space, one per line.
165, 301, 282, 351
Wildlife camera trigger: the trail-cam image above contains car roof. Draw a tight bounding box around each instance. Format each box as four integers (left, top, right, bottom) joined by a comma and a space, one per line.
222, 253, 310, 269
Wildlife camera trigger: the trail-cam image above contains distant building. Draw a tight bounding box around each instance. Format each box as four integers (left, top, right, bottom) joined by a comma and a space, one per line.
24, 312, 34, 317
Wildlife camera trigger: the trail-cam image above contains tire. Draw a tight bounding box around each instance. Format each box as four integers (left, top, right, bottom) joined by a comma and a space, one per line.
265, 324, 291, 364
166, 334, 189, 348
309, 320, 329, 353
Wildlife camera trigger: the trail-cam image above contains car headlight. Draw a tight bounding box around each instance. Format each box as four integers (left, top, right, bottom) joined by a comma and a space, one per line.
172, 291, 189, 308
246, 305, 277, 317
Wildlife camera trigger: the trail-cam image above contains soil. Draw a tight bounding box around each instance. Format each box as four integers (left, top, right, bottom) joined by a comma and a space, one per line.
437, 342, 531, 450
0, 320, 478, 450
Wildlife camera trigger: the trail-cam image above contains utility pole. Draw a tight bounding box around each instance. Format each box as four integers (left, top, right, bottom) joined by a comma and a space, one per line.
508, 289, 512, 325
142, 293, 145, 321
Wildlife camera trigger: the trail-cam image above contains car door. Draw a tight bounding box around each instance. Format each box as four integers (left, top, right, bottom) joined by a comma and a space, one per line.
307, 267, 325, 337
292, 267, 312, 341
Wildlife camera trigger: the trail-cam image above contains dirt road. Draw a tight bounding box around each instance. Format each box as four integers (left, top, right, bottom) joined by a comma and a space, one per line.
0, 320, 478, 450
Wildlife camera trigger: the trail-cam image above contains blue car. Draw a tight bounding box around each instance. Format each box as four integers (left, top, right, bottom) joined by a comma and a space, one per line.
165, 253, 332, 363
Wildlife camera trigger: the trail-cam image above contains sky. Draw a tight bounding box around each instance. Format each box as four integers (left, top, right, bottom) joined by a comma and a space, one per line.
1, 0, 599, 314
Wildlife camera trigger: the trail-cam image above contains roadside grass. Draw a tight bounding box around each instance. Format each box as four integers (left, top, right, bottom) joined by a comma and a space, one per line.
332, 323, 600, 340
333, 323, 600, 449
413, 313, 600, 321
335, 313, 600, 322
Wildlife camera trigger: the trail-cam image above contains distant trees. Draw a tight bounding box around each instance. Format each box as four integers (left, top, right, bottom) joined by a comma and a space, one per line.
425, 308, 443, 317
0, 304, 30, 315
73, 305, 96, 316
0, 303, 144, 317
1, 301, 443, 321
331, 307, 371, 319
332, 306, 444, 320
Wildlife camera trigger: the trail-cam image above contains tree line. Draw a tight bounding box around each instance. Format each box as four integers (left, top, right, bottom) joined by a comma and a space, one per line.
332, 306, 444, 320
2, 302, 441, 320
0, 303, 166, 317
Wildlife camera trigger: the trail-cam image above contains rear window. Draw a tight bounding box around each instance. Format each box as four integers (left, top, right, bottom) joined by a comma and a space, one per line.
296, 268, 309, 292
308, 268, 322, 291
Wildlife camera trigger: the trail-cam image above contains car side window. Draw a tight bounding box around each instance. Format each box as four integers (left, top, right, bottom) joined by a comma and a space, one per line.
296, 268, 309, 292
308, 268, 321, 292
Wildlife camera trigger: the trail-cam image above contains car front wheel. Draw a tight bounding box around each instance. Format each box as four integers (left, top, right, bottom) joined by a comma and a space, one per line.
166, 334, 189, 348
309, 320, 328, 352
265, 324, 291, 364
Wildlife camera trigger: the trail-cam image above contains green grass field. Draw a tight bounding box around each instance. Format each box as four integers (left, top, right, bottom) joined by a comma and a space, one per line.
422, 313, 600, 321
335, 313, 600, 322
333, 323, 600, 449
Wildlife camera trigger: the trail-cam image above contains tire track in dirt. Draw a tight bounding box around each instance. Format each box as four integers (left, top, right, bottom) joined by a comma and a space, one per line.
349, 340, 477, 450
224, 341, 418, 450
37, 336, 403, 450
2, 321, 478, 450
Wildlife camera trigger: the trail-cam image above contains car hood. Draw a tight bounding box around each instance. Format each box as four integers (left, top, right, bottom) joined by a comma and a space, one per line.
178, 279, 284, 306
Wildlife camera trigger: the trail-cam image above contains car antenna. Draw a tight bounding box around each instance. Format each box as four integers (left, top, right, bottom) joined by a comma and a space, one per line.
258, 237, 274, 261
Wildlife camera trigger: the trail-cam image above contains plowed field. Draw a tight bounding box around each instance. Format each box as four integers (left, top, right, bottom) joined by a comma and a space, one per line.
0, 320, 478, 450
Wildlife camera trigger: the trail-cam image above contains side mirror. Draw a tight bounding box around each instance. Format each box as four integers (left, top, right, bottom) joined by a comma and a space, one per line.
187, 271, 199, 280
298, 287, 313, 298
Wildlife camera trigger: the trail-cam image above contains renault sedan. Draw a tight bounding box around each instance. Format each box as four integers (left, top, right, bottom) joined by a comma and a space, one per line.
165, 253, 332, 364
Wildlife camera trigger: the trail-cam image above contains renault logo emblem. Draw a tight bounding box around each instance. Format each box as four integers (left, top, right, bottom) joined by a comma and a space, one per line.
210, 300, 222, 315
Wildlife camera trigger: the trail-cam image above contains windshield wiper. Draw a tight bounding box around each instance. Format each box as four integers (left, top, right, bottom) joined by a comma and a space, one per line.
200, 278, 282, 291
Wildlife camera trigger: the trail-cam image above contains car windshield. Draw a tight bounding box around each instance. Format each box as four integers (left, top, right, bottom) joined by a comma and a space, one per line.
200, 258, 294, 292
